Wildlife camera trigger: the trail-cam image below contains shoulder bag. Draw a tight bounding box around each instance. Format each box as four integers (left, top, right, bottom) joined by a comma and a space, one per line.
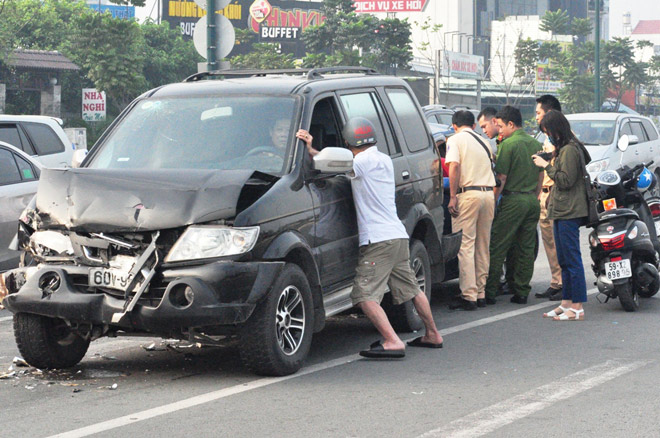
576, 145, 600, 227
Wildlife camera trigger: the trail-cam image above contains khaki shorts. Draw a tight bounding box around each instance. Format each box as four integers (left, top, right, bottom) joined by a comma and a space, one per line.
350, 238, 421, 306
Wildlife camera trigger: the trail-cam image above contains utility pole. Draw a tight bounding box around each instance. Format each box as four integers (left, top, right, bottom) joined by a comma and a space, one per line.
595, 0, 601, 112
207, 0, 217, 71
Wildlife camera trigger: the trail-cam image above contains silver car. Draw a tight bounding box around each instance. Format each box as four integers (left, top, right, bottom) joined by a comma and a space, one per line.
0, 141, 41, 271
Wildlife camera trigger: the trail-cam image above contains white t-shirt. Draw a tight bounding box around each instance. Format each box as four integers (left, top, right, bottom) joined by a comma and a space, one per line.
351, 146, 408, 246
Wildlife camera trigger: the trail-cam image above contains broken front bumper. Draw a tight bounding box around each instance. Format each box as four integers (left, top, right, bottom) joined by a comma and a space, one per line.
1, 260, 284, 333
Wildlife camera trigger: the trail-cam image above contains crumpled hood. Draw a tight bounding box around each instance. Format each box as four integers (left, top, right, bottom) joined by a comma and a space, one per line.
34, 168, 259, 232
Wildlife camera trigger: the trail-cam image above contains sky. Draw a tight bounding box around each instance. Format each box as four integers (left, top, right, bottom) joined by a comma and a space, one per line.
607, 0, 660, 38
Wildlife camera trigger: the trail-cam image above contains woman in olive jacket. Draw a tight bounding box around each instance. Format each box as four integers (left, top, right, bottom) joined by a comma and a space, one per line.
532, 110, 591, 320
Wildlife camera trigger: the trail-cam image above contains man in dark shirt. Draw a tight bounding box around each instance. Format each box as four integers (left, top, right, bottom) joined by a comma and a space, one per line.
485, 106, 543, 304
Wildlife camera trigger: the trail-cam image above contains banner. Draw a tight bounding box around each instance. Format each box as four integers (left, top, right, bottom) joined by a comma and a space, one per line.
82, 89, 106, 122
440, 51, 484, 80
87, 4, 135, 19
353, 0, 428, 13
163, 0, 323, 57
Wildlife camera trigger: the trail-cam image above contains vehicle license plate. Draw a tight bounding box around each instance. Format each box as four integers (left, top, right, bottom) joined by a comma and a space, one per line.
605, 259, 632, 280
89, 255, 138, 291
89, 268, 134, 291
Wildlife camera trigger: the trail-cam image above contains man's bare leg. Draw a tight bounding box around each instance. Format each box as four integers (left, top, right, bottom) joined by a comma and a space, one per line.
412, 292, 443, 345
359, 301, 405, 351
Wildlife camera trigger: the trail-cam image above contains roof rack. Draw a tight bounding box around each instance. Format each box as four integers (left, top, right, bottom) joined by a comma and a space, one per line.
182, 66, 379, 82
306, 66, 379, 79
183, 69, 311, 82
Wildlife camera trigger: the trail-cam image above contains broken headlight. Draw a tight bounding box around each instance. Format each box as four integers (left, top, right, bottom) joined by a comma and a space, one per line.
164, 225, 259, 262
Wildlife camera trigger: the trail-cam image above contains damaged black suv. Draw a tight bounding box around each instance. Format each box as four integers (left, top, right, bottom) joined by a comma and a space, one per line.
1, 67, 460, 376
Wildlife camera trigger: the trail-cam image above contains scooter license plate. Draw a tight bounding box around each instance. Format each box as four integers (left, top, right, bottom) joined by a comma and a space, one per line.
605, 260, 632, 280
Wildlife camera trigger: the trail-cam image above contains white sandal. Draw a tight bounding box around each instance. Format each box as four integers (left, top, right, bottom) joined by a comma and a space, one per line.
553, 308, 584, 321
543, 305, 569, 318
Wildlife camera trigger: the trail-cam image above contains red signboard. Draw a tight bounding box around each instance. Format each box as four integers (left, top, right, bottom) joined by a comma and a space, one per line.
353, 0, 428, 13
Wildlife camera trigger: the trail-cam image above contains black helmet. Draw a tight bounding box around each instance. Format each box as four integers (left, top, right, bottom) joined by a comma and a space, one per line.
342, 117, 377, 148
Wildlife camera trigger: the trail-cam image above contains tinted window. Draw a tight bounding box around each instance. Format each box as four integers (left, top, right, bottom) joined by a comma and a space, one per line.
15, 154, 38, 181
437, 113, 453, 125
0, 148, 22, 185
386, 88, 430, 153
0, 124, 23, 150
630, 122, 648, 143
641, 119, 659, 141
23, 122, 65, 155
340, 92, 394, 155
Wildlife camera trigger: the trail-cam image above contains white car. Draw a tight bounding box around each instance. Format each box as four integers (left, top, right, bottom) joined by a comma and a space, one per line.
538, 113, 660, 182
0, 141, 41, 271
0, 115, 80, 168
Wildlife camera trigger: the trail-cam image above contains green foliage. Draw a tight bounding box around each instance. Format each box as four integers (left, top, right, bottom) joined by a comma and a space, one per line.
300, 0, 411, 72
514, 39, 539, 80
231, 43, 295, 69
570, 18, 593, 39
539, 9, 570, 37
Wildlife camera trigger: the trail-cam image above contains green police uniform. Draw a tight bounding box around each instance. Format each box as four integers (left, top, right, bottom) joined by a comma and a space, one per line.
485, 129, 542, 299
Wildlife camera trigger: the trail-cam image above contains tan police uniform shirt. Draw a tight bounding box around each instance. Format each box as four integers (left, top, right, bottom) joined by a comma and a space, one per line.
445, 128, 496, 188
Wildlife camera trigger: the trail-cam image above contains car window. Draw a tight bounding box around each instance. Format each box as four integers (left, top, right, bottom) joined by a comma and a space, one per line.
0, 148, 22, 185
619, 122, 633, 138
641, 119, 659, 141
385, 88, 430, 153
570, 120, 616, 145
15, 154, 38, 181
22, 122, 65, 155
339, 92, 394, 156
426, 114, 438, 124
309, 97, 342, 151
630, 121, 648, 143
0, 124, 23, 150
437, 113, 453, 125
88, 95, 298, 175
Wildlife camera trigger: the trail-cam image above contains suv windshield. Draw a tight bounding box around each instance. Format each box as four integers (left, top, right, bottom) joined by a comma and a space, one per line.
570, 120, 616, 145
88, 95, 298, 174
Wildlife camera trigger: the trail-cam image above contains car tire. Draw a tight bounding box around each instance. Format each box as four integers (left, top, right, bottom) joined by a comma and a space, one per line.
385, 239, 432, 332
239, 264, 314, 376
13, 313, 90, 369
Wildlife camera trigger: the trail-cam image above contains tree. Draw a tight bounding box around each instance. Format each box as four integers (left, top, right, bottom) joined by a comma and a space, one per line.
570, 17, 593, 40
301, 0, 411, 72
231, 43, 295, 69
514, 38, 539, 81
64, 12, 147, 111
539, 9, 570, 39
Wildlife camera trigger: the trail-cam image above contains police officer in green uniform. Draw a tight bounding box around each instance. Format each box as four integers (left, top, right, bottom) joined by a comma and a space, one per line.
485, 106, 544, 304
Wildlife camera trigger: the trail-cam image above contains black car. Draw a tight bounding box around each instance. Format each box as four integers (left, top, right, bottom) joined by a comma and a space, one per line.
1, 67, 460, 376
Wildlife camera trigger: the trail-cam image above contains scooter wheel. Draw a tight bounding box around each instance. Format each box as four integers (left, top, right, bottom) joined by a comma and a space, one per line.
617, 281, 639, 312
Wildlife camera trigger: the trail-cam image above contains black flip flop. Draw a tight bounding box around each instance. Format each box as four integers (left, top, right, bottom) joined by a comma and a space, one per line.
407, 336, 443, 349
359, 341, 405, 358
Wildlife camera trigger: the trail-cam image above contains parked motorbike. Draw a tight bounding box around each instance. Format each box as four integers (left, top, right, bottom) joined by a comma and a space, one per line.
589, 150, 660, 311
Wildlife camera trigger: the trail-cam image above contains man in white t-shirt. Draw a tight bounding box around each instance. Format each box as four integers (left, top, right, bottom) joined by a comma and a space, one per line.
298, 117, 443, 358
445, 110, 496, 310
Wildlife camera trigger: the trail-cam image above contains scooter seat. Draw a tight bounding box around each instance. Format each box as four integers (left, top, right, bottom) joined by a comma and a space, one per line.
599, 208, 639, 221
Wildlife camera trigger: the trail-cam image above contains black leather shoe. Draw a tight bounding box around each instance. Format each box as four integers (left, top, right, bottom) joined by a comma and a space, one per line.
449, 297, 478, 311
497, 282, 513, 296
549, 288, 563, 301
477, 298, 486, 308
485, 297, 497, 305
535, 287, 561, 298
510, 295, 528, 304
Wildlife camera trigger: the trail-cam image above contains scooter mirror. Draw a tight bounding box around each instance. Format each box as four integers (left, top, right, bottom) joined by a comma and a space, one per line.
617, 134, 630, 152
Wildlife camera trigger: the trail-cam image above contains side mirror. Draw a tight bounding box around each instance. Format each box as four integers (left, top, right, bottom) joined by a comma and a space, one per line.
617, 134, 629, 152
71, 149, 88, 168
312, 147, 353, 174
628, 135, 639, 145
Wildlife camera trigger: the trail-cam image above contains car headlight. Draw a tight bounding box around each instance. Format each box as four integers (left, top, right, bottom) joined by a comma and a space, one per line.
587, 159, 610, 175
165, 225, 259, 262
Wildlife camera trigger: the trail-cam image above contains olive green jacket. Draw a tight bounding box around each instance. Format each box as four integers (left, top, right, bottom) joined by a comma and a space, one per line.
544, 140, 590, 220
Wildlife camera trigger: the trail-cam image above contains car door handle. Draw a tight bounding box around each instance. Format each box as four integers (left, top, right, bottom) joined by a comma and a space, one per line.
401, 171, 410, 180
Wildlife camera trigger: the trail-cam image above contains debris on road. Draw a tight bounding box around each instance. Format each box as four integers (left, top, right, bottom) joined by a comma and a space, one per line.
13, 357, 29, 367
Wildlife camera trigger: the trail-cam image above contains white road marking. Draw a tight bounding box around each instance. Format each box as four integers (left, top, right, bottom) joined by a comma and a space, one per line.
45, 288, 599, 438
418, 359, 650, 438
